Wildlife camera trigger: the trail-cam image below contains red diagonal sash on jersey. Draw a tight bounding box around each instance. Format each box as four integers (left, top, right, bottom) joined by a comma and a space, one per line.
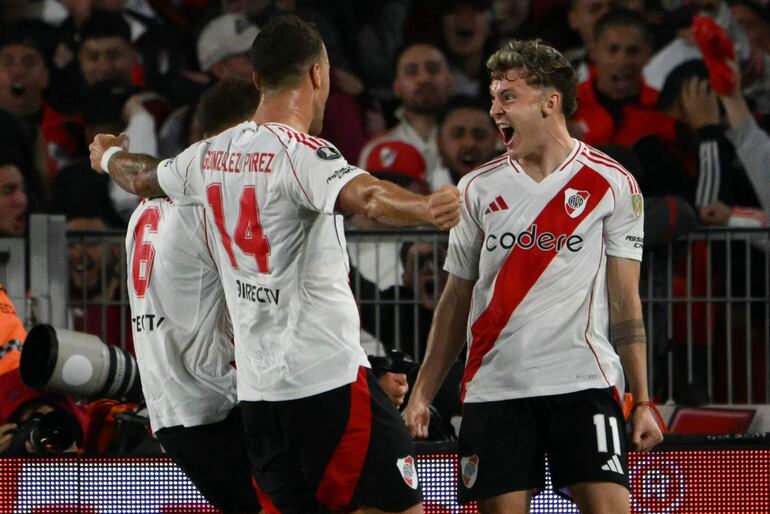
462, 165, 611, 399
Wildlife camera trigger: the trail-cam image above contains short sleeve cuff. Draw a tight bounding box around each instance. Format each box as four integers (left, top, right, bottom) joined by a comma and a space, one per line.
156, 158, 179, 200
605, 248, 643, 262
322, 167, 368, 214
443, 261, 479, 282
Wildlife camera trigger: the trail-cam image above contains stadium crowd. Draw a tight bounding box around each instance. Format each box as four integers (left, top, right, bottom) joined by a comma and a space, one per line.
0, 0, 768, 474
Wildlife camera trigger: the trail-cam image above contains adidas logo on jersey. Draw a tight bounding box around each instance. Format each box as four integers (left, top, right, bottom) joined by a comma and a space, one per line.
484, 195, 509, 214
601, 455, 624, 475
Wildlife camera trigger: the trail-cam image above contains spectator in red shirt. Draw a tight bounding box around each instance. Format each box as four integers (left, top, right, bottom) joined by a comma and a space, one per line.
0, 23, 83, 183
570, 10, 677, 148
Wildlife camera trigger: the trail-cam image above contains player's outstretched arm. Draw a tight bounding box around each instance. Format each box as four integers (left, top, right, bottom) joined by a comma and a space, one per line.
403, 274, 473, 439
89, 133, 164, 198
338, 174, 461, 229
607, 256, 664, 452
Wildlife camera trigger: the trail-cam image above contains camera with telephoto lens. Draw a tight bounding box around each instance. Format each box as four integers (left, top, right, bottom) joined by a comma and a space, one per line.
368, 350, 417, 378
21, 324, 142, 402
7, 410, 80, 454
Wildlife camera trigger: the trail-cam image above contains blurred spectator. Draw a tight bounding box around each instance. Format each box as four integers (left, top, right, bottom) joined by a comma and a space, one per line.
49, 8, 165, 126
364, 140, 429, 192
197, 13, 258, 81
67, 216, 122, 303
0, 370, 85, 455
0, 28, 50, 118
157, 14, 258, 158
66, 214, 132, 353
69, 9, 176, 139
436, 95, 499, 183
654, 60, 732, 208
491, 0, 537, 44
730, 0, 770, 54
643, 1, 770, 113
711, 59, 770, 218
0, 23, 83, 180
729, 0, 770, 114
359, 41, 455, 191
357, 241, 448, 359
0, 112, 47, 212
350, 140, 429, 300
440, 0, 495, 99
349, 0, 411, 100
565, 0, 612, 81
55, 80, 147, 222
76, 10, 138, 88
160, 74, 260, 159
0, 157, 28, 237
571, 10, 678, 147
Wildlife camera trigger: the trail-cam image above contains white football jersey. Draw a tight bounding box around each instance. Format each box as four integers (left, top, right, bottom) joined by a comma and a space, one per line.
126, 198, 236, 432
445, 140, 644, 403
157, 122, 371, 402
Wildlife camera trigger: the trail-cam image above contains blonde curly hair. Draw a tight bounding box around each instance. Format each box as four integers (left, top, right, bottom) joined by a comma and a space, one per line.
487, 39, 578, 117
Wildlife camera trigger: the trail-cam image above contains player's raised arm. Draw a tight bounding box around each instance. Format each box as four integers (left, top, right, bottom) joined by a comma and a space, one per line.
337, 174, 461, 230
89, 133, 164, 198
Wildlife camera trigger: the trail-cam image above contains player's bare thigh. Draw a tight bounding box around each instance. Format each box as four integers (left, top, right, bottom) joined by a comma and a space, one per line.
351, 502, 423, 514
477, 490, 533, 514
569, 481, 629, 514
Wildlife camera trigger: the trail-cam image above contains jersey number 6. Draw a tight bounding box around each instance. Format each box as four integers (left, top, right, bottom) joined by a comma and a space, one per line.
131, 206, 160, 298
206, 183, 271, 273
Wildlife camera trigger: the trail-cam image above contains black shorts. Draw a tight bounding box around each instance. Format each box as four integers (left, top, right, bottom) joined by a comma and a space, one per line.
241, 367, 422, 513
457, 387, 628, 504
155, 406, 261, 514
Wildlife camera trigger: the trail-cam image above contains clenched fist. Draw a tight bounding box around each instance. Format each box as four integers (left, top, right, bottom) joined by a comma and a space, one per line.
428, 185, 462, 230
89, 133, 129, 173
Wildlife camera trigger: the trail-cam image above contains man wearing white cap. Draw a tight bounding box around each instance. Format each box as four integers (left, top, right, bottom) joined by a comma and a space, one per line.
197, 14, 259, 81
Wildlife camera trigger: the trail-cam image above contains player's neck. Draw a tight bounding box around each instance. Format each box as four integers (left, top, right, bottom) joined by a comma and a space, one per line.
514, 124, 575, 182
252, 88, 314, 134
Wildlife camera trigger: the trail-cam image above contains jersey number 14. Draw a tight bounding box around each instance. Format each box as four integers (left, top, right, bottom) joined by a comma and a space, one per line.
206, 183, 271, 273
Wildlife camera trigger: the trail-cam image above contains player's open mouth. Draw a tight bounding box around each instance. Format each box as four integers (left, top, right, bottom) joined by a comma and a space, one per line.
498, 124, 514, 145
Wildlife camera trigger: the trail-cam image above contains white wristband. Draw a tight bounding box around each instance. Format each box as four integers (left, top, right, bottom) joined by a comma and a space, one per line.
100, 147, 122, 174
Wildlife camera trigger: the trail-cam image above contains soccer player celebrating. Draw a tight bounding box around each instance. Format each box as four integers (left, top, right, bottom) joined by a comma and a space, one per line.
125, 77, 261, 514
90, 15, 460, 514
403, 39, 663, 513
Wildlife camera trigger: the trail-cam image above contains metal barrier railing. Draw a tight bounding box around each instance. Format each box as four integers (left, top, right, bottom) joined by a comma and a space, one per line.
643, 228, 770, 405
65, 230, 131, 353
59, 227, 770, 406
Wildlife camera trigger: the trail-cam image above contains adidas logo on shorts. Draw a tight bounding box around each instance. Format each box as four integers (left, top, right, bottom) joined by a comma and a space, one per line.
601, 455, 624, 475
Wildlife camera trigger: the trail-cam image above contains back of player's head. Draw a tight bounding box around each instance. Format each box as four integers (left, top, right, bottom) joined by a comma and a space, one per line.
249, 15, 324, 90
196, 76, 259, 137
486, 39, 577, 117
593, 9, 653, 46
